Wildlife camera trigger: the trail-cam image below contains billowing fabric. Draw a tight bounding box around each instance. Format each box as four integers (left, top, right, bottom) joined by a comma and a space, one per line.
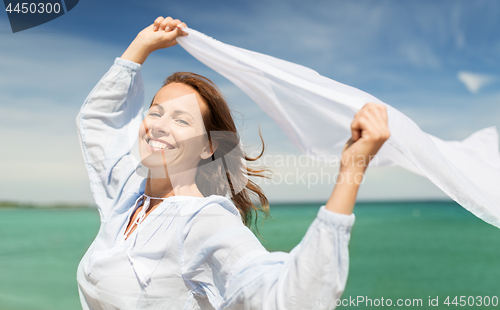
177, 28, 500, 228
76, 57, 355, 310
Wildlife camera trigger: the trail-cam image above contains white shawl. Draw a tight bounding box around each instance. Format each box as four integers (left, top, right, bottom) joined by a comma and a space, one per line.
177, 28, 500, 228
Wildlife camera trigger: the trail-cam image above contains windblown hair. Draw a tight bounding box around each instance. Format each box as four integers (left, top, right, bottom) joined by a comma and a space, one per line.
156, 72, 271, 228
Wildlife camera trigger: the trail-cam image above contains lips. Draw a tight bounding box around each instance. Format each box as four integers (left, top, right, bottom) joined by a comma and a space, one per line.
146, 137, 175, 151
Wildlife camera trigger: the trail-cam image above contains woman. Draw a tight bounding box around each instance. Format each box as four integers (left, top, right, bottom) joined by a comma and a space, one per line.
76, 16, 390, 310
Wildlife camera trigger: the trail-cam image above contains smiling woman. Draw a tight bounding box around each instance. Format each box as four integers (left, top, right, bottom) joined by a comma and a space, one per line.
130, 71, 270, 240
75, 16, 389, 310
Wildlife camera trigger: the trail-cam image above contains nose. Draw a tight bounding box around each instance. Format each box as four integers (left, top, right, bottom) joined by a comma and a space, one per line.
149, 117, 172, 137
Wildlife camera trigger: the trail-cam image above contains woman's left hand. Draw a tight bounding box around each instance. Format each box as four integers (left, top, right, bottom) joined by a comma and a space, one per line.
325, 103, 390, 215
340, 102, 390, 172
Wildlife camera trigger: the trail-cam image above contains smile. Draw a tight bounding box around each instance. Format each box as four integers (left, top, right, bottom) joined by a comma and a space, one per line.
147, 138, 175, 151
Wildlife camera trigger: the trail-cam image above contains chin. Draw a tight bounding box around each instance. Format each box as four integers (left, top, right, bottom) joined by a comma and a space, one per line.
140, 152, 168, 168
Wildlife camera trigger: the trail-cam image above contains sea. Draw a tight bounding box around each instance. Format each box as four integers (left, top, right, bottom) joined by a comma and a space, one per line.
1, 201, 499, 310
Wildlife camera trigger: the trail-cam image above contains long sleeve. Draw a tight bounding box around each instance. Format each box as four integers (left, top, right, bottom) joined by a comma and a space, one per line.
181, 199, 355, 310
76, 57, 145, 222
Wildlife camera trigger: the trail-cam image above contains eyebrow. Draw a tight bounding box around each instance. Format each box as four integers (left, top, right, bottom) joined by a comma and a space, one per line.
151, 102, 163, 110
150, 103, 195, 119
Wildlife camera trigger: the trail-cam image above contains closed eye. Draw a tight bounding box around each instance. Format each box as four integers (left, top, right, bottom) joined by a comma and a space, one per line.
176, 118, 190, 125
148, 112, 161, 117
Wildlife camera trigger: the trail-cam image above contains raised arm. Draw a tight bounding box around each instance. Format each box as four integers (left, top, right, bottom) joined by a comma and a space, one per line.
76, 17, 188, 221
181, 103, 389, 310
325, 102, 390, 215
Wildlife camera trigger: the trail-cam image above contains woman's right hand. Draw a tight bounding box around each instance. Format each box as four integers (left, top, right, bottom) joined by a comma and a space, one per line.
138, 17, 188, 52
121, 16, 188, 65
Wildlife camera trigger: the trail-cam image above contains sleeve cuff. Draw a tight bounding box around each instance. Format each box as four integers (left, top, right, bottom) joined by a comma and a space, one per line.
114, 57, 142, 71
316, 205, 355, 231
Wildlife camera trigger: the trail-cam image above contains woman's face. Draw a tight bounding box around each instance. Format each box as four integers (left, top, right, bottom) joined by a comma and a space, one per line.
138, 83, 212, 176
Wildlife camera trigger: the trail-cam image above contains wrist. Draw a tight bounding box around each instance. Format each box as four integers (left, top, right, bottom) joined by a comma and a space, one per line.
120, 39, 153, 65
324, 167, 364, 215
338, 165, 366, 186
340, 152, 374, 171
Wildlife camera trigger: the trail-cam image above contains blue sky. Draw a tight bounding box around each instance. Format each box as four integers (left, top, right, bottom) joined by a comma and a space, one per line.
0, 0, 499, 204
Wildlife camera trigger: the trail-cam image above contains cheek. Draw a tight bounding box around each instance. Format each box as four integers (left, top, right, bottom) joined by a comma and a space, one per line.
178, 131, 206, 153
138, 119, 155, 141
138, 122, 150, 155
140, 119, 151, 134
138, 126, 144, 139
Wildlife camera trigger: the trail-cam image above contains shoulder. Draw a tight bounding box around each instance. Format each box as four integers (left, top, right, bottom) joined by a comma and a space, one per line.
179, 195, 248, 244
180, 195, 243, 224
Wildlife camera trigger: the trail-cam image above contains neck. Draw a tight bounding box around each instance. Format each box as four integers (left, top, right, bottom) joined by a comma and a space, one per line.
145, 167, 204, 198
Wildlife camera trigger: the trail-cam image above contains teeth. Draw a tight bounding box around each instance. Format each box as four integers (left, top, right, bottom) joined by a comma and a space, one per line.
148, 140, 173, 150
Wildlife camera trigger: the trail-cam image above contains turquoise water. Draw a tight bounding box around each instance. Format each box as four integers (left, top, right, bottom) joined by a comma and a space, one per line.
0, 208, 99, 310
1, 201, 499, 309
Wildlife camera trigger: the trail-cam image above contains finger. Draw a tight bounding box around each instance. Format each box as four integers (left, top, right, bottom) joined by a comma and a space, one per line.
363, 103, 386, 126
169, 20, 188, 37
176, 22, 188, 35
157, 28, 183, 45
153, 16, 164, 31
174, 27, 188, 37
366, 103, 390, 139
353, 110, 385, 143
359, 103, 387, 133
159, 16, 173, 31
352, 103, 387, 141
366, 103, 388, 125
374, 105, 390, 140
350, 117, 362, 141
165, 18, 181, 31
376, 104, 388, 125
351, 108, 370, 141
362, 112, 387, 141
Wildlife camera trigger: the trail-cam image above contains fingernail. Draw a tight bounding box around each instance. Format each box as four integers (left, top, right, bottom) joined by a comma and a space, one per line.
165, 26, 170, 32
153, 26, 158, 31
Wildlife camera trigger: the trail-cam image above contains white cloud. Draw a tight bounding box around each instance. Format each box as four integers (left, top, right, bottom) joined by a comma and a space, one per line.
451, 3, 466, 49
398, 41, 442, 69
457, 71, 496, 93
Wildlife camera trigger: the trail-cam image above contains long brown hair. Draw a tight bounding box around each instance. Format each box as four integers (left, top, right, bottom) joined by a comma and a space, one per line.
158, 72, 271, 228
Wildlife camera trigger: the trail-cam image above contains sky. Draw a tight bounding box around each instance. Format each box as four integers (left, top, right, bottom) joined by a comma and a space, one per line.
0, 0, 499, 205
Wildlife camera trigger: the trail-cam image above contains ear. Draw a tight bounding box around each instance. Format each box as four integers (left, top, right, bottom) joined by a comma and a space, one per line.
200, 139, 218, 160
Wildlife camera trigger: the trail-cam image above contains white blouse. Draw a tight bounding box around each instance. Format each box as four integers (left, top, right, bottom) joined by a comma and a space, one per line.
76, 57, 356, 310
